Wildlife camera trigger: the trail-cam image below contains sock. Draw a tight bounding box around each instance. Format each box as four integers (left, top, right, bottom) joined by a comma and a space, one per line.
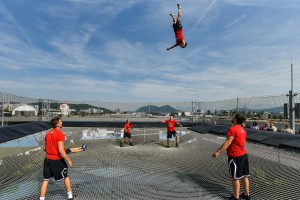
67, 191, 73, 199
40, 197, 45, 200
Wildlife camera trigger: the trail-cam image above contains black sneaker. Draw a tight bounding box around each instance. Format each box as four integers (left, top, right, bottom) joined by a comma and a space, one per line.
120, 143, 124, 147
170, 13, 176, 18
225, 195, 240, 200
166, 145, 170, 148
130, 142, 134, 146
177, 3, 181, 9
240, 193, 252, 200
176, 143, 179, 148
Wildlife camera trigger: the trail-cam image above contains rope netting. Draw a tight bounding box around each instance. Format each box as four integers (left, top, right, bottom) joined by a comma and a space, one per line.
0, 128, 299, 200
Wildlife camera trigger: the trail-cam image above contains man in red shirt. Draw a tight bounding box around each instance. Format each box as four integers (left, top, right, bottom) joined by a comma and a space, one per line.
161, 115, 182, 148
39, 116, 79, 200
120, 119, 136, 147
167, 4, 187, 51
212, 114, 251, 200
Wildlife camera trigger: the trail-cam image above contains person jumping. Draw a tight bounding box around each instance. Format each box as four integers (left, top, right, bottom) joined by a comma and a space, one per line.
167, 3, 187, 51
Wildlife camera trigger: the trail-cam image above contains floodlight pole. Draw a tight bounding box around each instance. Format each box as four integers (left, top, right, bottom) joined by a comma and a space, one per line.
289, 61, 296, 132
1, 92, 4, 127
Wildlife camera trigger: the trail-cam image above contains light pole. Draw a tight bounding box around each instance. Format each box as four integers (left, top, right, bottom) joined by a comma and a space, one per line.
1, 92, 4, 127
287, 62, 297, 132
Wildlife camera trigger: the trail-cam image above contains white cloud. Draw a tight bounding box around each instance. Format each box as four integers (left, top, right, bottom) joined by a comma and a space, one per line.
1, 0, 300, 102
0, 1, 31, 43
224, 15, 246, 30
222, 0, 300, 8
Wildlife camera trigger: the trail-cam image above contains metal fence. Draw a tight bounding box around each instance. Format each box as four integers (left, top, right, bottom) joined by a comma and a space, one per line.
1, 91, 299, 125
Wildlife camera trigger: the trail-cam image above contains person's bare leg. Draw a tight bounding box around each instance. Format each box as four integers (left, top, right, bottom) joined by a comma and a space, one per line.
64, 177, 72, 192
232, 178, 240, 199
64, 177, 74, 199
167, 138, 170, 147
170, 13, 176, 24
177, 3, 182, 21
176, 135, 179, 144
242, 176, 250, 196
40, 180, 49, 198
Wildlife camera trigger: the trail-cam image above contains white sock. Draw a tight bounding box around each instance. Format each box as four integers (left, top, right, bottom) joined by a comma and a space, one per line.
40, 197, 45, 200
67, 191, 73, 199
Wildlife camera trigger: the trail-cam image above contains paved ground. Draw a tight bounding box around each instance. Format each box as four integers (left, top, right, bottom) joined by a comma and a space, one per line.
0, 129, 300, 200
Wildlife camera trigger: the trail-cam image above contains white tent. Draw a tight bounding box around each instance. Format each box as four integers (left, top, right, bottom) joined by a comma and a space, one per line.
12, 104, 37, 116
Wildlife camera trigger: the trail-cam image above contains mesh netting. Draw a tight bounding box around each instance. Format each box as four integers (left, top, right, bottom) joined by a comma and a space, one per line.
0, 128, 300, 200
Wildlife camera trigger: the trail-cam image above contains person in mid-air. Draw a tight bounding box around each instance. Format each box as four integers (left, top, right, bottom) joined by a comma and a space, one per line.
167, 3, 187, 51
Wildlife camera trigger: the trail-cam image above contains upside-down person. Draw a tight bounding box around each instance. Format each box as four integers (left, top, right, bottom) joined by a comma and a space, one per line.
167, 3, 187, 51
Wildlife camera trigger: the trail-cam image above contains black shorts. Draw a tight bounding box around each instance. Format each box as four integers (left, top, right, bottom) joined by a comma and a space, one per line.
123, 132, 131, 139
173, 20, 182, 32
43, 158, 69, 181
228, 154, 250, 179
167, 130, 177, 139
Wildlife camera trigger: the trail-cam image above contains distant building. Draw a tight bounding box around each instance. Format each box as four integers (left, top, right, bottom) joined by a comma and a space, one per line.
116, 108, 121, 114
12, 104, 37, 117
60, 103, 69, 116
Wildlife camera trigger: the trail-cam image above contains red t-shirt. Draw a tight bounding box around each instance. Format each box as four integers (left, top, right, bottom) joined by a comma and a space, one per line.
175, 29, 184, 45
226, 125, 247, 157
165, 120, 178, 132
124, 123, 133, 134
45, 129, 65, 160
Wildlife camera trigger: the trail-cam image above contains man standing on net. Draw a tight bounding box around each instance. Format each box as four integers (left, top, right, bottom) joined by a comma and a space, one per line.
212, 114, 252, 200
161, 115, 182, 148
40, 116, 85, 200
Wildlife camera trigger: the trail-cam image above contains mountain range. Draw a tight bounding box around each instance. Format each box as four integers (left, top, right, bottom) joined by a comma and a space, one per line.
136, 105, 178, 113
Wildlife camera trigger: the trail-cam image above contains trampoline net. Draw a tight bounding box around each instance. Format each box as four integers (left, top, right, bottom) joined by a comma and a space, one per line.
0, 127, 300, 200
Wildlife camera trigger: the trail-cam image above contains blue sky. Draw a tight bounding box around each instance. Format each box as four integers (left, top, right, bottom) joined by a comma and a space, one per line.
1, 0, 300, 102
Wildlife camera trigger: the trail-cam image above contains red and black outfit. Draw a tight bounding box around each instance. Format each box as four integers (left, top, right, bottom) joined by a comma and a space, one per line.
123, 123, 134, 139
43, 129, 68, 181
227, 125, 250, 179
164, 119, 179, 138
173, 20, 185, 45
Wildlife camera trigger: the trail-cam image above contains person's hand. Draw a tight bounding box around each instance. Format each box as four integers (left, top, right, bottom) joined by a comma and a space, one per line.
212, 150, 220, 158
67, 159, 73, 167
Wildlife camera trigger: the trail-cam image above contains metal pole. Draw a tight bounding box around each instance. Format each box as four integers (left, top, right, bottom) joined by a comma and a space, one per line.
289, 62, 295, 132
237, 97, 239, 113
1, 92, 4, 127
